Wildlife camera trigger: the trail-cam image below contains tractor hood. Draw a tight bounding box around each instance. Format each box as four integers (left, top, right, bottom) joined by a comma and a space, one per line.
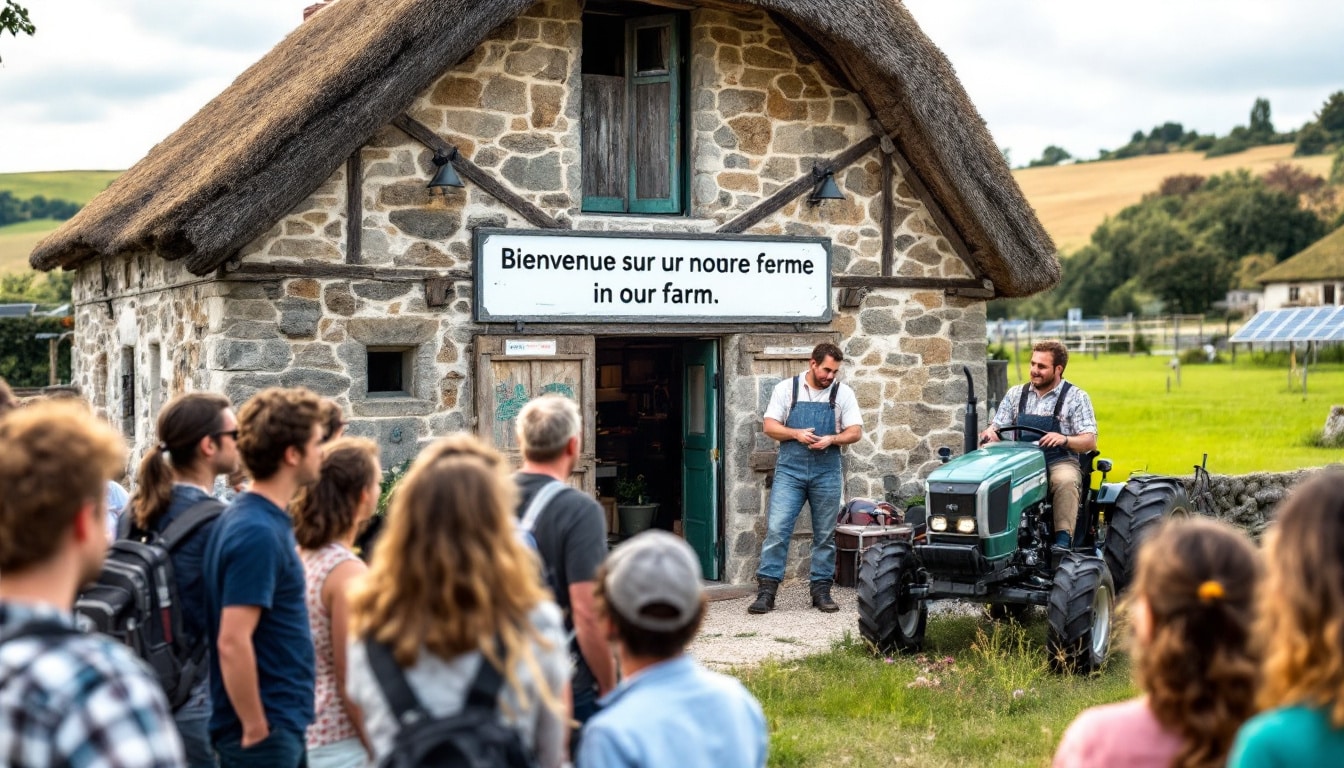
927, 442, 1047, 487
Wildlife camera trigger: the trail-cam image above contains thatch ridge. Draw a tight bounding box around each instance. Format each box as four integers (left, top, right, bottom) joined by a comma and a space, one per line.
32, 0, 1058, 297
1257, 226, 1344, 284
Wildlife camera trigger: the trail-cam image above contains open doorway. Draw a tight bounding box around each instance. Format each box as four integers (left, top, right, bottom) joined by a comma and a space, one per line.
595, 336, 721, 578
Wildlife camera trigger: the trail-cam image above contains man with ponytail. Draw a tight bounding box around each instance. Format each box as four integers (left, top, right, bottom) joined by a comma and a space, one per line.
128, 392, 239, 766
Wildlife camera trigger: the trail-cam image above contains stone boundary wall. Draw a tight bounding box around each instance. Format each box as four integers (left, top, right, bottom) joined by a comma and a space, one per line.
1182, 467, 1340, 537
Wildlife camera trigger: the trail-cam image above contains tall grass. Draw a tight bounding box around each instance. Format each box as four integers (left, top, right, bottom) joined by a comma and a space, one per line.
739, 614, 1135, 767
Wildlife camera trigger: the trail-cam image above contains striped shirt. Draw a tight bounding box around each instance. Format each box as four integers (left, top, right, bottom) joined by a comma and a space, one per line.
0, 601, 184, 768
992, 380, 1098, 438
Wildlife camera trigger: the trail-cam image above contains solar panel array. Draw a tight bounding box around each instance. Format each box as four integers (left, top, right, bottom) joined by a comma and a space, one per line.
1230, 306, 1344, 343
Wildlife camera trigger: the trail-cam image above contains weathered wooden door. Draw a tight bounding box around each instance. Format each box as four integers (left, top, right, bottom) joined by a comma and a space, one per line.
475, 335, 596, 495
681, 339, 719, 579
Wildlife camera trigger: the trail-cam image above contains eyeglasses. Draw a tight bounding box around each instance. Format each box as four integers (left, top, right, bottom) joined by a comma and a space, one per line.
213, 430, 240, 441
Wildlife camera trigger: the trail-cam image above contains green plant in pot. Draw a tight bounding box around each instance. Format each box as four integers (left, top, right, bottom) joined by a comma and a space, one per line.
615, 474, 658, 536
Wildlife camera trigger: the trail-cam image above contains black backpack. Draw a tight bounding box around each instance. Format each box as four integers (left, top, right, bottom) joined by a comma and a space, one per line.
365, 637, 537, 768
75, 498, 224, 710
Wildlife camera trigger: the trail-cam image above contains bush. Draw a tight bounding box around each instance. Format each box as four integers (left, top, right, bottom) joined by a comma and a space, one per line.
0, 316, 73, 387
1179, 347, 1224, 365
1206, 135, 1251, 158
988, 344, 1011, 361
1107, 333, 1151, 354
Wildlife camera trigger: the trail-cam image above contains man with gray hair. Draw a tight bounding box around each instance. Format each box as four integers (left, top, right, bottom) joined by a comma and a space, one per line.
513, 394, 615, 748
577, 530, 767, 768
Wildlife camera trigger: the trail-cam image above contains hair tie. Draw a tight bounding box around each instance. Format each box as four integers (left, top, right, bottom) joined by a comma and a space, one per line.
157, 442, 169, 452
1197, 580, 1225, 603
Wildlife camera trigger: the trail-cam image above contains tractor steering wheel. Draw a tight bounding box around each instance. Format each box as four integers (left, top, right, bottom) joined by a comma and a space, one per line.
987, 425, 1050, 445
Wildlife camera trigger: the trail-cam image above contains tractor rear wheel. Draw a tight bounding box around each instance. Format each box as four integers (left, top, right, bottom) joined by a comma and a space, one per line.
1104, 478, 1190, 593
1047, 553, 1114, 674
857, 541, 926, 654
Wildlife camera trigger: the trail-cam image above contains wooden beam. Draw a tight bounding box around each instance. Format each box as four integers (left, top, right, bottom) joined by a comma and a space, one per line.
718, 135, 880, 234
391, 114, 567, 231
227, 259, 470, 283
880, 151, 894, 276
833, 274, 995, 299
345, 152, 362, 265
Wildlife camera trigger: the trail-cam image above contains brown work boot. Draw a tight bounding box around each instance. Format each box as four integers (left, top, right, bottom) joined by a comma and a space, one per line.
811, 579, 839, 612
747, 577, 780, 614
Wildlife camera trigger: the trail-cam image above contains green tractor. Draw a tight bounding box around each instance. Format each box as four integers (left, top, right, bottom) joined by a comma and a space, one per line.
858, 367, 1208, 673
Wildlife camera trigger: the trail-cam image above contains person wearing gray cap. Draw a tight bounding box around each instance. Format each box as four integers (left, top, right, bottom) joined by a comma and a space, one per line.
577, 530, 768, 768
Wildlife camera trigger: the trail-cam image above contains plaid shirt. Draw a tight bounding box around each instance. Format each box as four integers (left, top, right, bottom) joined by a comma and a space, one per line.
992, 380, 1098, 437
0, 601, 185, 768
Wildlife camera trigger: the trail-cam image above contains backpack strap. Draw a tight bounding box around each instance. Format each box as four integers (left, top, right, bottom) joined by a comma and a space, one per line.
1051, 381, 1073, 421
156, 498, 226, 552
519, 480, 566, 533
365, 638, 426, 723
463, 639, 507, 711
829, 380, 839, 408
791, 374, 800, 409
0, 619, 78, 646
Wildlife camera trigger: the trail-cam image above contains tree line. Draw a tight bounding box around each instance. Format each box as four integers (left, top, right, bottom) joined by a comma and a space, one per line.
0, 191, 81, 227
993, 165, 1340, 319
1024, 92, 1344, 168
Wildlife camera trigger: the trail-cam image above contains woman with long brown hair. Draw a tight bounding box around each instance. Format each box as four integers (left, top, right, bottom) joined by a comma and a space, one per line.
345, 433, 569, 767
291, 437, 381, 768
1230, 470, 1344, 765
128, 391, 240, 767
1054, 517, 1261, 768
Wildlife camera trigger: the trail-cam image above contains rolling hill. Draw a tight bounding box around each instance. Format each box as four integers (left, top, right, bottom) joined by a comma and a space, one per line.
0, 170, 124, 276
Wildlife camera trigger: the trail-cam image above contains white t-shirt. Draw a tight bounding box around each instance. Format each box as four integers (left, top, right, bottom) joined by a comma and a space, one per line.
763, 373, 862, 434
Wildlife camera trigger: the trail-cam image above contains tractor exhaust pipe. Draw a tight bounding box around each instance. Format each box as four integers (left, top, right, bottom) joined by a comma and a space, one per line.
962, 365, 978, 455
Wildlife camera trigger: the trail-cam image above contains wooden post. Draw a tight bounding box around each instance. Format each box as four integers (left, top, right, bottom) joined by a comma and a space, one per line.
1127, 312, 1135, 357
48, 338, 58, 387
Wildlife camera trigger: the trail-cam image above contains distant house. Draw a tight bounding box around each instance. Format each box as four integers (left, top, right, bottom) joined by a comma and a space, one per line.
30, 0, 1058, 583
1219, 289, 1262, 316
1258, 226, 1344, 310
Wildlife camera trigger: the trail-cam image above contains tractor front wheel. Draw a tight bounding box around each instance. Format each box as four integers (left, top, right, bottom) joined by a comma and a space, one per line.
857, 541, 927, 654
1047, 553, 1114, 674
1104, 478, 1191, 593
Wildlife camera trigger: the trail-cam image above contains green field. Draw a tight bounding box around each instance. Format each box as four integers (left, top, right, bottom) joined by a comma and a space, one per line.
0, 219, 62, 274
0, 170, 122, 205
999, 352, 1343, 478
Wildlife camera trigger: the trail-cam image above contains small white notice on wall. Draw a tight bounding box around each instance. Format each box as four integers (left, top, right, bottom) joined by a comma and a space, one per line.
474, 229, 831, 323
505, 339, 557, 356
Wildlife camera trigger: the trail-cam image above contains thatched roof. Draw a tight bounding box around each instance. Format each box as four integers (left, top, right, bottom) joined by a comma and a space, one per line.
1257, 226, 1344, 284
31, 0, 1059, 297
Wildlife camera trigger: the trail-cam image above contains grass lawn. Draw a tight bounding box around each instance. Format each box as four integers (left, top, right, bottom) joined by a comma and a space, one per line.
739, 615, 1135, 767
0, 219, 62, 275
0, 170, 122, 205
997, 352, 1344, 478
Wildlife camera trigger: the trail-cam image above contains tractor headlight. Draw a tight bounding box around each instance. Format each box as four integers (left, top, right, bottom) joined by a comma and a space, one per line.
956, 516, 977, 534
929, 515, 948, 532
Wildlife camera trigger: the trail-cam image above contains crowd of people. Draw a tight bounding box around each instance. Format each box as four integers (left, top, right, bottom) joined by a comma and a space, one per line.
2, 374, 1344, 768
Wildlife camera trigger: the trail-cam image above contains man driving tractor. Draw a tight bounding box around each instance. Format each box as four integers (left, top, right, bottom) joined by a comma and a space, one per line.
979, 340, 1097, 548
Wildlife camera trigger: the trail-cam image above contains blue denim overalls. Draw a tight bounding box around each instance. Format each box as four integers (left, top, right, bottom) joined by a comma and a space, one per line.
1013, 381, 1074, 466
756, 374, 843, 582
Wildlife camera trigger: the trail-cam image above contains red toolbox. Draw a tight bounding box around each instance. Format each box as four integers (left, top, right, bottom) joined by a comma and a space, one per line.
835, 523, 914, 587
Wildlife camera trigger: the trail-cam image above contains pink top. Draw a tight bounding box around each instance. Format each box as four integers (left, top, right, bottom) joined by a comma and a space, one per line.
301, 542, 360, 749
1054, 696, 1185, 768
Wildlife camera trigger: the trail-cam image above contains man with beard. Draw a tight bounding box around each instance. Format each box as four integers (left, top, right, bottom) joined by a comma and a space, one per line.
749, 343, 863, 615
204, 387, 325, 767
980, 340, 1098, 548
0, 400, 185, 767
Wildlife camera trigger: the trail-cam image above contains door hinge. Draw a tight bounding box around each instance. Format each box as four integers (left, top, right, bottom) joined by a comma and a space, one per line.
713, 371, 721, 390
711, 448, 720, 462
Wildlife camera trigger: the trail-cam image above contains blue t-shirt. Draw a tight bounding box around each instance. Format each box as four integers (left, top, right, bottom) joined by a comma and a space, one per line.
203, 491, 315, 739
1229, 705, 1344, 767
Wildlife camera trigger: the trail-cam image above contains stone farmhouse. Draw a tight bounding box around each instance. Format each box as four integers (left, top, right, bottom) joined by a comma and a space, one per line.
32, 0, 1058, 583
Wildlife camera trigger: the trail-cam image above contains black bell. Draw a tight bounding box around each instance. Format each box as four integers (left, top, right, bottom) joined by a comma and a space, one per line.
428, 150, 464, 193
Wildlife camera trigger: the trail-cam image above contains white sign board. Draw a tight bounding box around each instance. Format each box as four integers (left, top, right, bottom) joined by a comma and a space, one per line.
474, 229, 831, 323
504, 339, 557, 356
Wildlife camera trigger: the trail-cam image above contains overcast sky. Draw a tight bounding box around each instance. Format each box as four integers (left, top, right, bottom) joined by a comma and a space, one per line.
0, 1, 1340, 174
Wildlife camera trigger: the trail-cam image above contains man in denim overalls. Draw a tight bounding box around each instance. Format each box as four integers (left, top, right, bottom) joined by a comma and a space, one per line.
749, 343, 864, 614
979, 340, 1098, 548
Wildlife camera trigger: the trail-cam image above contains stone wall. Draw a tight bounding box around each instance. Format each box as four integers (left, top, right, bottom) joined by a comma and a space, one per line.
1194, 468, 1337, 537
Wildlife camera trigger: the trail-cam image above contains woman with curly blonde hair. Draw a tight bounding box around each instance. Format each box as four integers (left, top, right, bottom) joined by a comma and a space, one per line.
1055, 517, 1261, 768
344, 433, 569, 768
1230, 470, 1344, 765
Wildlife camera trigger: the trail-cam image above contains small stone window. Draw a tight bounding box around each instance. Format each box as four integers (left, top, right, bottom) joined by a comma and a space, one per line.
367, 348, 413, 397
1289, 286, 1300, 303
581, 9, 685, 214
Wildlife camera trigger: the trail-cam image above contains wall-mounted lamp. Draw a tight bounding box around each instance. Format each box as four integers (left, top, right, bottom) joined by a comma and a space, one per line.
808, 167, 844, 206
428, 148, 464, 193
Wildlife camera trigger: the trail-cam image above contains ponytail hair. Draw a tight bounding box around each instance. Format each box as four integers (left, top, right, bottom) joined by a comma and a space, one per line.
1132, 516, 1261, 768
130, 392, 231, 529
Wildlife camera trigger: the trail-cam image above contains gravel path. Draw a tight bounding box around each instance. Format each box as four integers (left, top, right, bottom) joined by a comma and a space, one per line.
688, 582, 980, 670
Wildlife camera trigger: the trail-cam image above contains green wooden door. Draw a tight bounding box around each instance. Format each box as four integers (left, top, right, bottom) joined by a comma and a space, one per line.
681, 339, 719, 579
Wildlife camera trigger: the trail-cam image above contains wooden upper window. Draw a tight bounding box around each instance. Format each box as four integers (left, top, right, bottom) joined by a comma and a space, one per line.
581, 11, 684, 214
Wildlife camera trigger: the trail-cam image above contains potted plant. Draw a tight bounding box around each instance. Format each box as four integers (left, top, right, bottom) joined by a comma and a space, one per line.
615, 474, 658, 536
